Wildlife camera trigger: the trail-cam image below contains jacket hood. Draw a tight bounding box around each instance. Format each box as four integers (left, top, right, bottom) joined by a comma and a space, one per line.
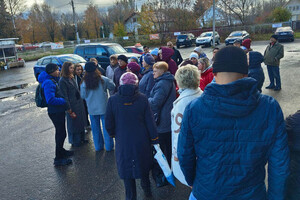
161, 47, 174, 62
202, 77, 260, 117
155, 71, 174, 82
118, 84, 140, 102
174, 88, 201, 104
249, 51, 264, 69
38, 71, 59, 84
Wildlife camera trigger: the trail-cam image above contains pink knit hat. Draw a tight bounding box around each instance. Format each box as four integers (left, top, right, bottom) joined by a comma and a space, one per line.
120, 72, 139, 86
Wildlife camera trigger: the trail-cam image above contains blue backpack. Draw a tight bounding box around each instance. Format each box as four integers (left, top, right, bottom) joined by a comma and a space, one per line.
35, 79, 56, 108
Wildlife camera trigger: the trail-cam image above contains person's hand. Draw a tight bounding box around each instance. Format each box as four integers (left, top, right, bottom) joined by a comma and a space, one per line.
174, 156, 179, 161
70, 112, 77, 119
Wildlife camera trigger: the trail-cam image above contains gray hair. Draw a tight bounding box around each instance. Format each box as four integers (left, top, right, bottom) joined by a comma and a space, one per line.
175, 64, 200, 89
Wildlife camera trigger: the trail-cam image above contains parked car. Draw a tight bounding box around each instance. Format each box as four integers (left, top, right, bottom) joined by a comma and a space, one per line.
176, 34, 196, 48
124, 46, 144, 55
225, 31, 250, 46
74, 43, 141, 69
196, 31, 220, 47
275, 26, 294, 42
33, 54, 86, 81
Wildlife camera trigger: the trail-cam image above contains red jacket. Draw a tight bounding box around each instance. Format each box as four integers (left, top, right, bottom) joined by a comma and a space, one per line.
200, 67, 214, 91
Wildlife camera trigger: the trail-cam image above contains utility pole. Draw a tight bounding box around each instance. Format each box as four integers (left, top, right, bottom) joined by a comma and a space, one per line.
212, 0, 216, 47
71, 0, 80, 44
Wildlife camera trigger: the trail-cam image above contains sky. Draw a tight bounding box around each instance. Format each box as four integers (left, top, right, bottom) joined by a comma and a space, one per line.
27, 0, 116, 13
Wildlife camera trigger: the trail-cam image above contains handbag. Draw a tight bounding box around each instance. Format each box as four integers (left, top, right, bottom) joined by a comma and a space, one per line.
154, 83, 173, 126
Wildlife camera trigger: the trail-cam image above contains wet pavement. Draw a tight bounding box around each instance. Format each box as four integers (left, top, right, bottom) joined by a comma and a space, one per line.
0, 40, 299, 200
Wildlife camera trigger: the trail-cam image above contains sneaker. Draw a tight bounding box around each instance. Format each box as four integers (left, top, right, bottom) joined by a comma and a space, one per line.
265, 85, 275, 89
54, 158, 72, 166
274, 87, 281, 91
63, 150, 74, 157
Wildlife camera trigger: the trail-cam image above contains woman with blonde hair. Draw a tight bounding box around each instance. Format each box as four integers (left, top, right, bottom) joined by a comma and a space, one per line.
172, 64, 202, 185
198, 57, 214, 91
148, 61, 176, 187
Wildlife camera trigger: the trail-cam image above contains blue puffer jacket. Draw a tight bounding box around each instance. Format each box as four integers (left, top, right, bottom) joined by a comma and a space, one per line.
148, 72, 176, 134
286, 110, 300, 200
178, 77, 289, 200
139, 67, 155, 98
248, 51, 265, 92
38, 71, 66, 113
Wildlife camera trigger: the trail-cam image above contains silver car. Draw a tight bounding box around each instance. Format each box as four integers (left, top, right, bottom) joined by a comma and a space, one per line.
196, 31, 220, 47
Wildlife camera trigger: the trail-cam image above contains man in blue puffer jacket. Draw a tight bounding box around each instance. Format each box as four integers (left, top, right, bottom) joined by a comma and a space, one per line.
178, 46, 289, 200
248, 51, 265, 93
38, 63, 73, 166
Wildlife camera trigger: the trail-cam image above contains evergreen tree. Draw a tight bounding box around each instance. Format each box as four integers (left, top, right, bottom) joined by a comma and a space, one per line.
0, 0, 14, 38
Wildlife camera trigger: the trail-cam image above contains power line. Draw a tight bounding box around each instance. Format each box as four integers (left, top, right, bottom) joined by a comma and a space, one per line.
54, 3, 71, 9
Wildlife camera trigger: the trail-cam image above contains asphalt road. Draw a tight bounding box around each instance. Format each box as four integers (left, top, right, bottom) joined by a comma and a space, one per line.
0, 40, 299, 200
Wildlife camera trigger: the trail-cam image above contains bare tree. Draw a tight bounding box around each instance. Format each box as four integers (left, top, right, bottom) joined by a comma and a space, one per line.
5, 0, 26, 35
219, 0, 256, 25
41, 3, 59, 42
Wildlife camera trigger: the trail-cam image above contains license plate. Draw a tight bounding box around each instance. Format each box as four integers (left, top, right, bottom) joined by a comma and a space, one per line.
179, 39, 184, 42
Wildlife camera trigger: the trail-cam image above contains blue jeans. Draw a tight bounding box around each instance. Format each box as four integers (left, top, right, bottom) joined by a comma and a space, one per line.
267, 65, 281, 88
89, 115, 114, 151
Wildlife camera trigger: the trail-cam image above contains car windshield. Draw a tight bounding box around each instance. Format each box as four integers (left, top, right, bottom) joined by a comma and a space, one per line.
60, 55, 86, 63
277, 27, 292, 32
230, 32, 243, 36
107, 45, 127, 55
177, 35, 187, 39
200, 32, 212, 37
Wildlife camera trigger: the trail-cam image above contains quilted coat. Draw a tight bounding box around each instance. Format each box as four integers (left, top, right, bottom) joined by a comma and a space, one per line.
178, 77, 290, 200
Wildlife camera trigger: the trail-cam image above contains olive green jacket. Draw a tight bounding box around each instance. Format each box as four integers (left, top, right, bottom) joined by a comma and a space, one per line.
263, 42, 284, 66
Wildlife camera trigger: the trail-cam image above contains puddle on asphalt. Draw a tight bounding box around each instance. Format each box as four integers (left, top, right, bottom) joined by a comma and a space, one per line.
0, 92, 30, 101
287, 50, 300, 52
0, 82, 37, 92
0, 102, 37, 117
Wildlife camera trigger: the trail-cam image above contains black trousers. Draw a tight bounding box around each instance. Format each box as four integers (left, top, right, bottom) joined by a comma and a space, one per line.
123, 174, 150, 200
48, 112, 67, 160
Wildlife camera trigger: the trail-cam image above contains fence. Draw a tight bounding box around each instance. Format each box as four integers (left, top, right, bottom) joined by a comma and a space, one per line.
18, 21, 299, 58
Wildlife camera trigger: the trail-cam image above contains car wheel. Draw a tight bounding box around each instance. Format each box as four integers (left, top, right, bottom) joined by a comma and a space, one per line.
291, 38, 294, 42
177, 45, 180, 49
210, 40, 213, 47
217, 39, 220, 45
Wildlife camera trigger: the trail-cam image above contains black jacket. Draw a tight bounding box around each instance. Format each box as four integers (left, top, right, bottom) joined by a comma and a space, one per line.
171, 47, 183, 66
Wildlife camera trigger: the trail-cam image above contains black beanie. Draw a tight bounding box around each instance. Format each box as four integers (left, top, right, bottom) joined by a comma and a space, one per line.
85, 62, 97, 72
117, 55, 128, 63
45, 63, 58, 74
212, 46, 248, 75
270, 34, 278, 41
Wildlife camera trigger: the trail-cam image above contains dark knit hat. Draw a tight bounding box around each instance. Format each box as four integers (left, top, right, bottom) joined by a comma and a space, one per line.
118, 55, 128, 63
45, 63, 58, 74
85, 62, 97, 72
127, 62, 141, 73
212, 46, 248, 75
270, 34, 278, 40
144, 53, 155, 66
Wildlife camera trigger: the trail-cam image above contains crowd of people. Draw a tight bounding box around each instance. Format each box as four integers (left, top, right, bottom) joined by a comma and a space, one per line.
37, 35, 299, 200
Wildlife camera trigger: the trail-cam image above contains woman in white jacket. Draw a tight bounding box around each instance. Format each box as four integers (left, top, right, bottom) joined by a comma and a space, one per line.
171, 64, 202, 186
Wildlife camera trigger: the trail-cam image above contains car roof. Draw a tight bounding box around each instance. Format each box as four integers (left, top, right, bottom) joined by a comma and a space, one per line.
75, 42, 120, 47
38, 54, 79, 60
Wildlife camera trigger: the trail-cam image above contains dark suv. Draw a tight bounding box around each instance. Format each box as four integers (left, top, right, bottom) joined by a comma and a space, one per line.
176, 34, 196, 48
74, 43, 141, 69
